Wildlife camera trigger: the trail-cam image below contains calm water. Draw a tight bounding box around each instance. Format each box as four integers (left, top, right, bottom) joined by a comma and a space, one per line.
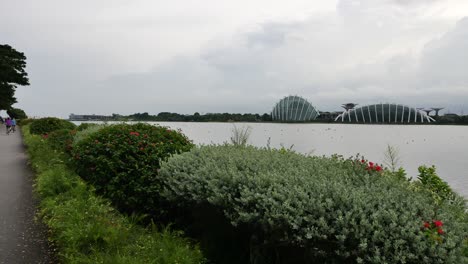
75, 122, 468, 197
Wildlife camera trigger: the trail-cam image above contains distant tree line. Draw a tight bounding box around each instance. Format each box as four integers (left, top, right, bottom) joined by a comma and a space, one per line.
121, 112, 468, 124
127, 112, 273, 122
434, 114, 468, 125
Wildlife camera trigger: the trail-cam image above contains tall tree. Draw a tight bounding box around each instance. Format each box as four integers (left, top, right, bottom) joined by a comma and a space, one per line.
0, 44, 29, 110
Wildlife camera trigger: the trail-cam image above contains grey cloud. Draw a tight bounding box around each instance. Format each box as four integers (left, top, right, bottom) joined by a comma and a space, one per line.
98, 12, 468, 114
391, 0, 440, 6
419, 17, 468, 87
245, 23, 300, 48
6, 0, 467, 116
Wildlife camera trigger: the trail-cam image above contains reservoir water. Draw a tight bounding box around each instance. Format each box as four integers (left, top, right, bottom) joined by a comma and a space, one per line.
75, 122, 468, 198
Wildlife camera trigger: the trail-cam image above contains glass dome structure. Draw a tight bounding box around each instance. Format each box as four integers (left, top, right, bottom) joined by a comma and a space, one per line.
335, 103, 435, 123
271, 95, 320, 122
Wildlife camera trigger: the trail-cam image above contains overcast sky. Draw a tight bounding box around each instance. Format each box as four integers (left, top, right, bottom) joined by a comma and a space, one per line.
2, 0, 468, 117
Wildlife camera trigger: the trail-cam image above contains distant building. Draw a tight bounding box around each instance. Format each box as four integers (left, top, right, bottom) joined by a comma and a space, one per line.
335, 103, 435, 123
342, 103, 358, 111
271, 95, 320, 122
69, 113, 113, 121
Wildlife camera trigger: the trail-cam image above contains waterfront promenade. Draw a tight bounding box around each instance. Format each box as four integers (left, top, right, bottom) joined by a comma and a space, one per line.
0, 125, 54, 263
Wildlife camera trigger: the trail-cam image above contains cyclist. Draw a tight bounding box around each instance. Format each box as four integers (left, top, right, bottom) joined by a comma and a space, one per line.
11, 118, 16, 132
5, 118, 12, 134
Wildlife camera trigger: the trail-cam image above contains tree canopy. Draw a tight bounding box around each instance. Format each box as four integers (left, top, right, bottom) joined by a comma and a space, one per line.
7, 107, 27, 119
0, 44, 29, 110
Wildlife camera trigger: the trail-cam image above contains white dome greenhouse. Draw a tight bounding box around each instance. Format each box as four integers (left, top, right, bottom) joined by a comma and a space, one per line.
335, 103, 435, 123
271, 96, 320, 122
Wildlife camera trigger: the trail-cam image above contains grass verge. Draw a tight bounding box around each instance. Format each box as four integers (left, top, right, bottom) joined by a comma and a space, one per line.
22, 125, 205, 264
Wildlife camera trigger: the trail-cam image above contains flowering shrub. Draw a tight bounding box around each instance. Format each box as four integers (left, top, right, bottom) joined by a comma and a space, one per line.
46, 129, 76, 154
72, 124, 106, 145
360, 159, 383, 172
30, 117, 76, 135
72, 123, 193, 215
158, 145, 468, 263
22, 124, 205, 264
422, 220, 445, 242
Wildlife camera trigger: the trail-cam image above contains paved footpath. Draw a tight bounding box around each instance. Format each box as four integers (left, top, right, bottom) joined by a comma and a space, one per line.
0, 126, 55, 263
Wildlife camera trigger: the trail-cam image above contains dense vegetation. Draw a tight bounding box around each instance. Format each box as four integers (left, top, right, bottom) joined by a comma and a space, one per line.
72, 123, 194, 216
157, 145, 467, 263
46, 128, 76, 153
22, 122, 205, 263
435, 114, 468, 125
29, 117, 76, 135
23, 118, 467, 263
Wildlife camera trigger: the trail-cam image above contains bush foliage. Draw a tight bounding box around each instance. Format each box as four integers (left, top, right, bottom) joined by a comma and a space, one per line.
17, 118, 34, 126
29, 117, 76, 135
158, 145, 468, 264
416, 165, 455, 203
72, 123, 194, 215
76, 122, 99, 131
46, 129, 76, 153
73, 123, 106, 145
22, 125, 205, 264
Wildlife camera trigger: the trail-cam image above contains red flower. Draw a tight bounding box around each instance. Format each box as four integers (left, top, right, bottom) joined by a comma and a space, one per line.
361, 159, 366, 163
375, 165, 382, 172
130, 131, 140, 136
437, 228, 444, 235
434, 220, 443, 227
423, 222, 430, 228
42, 133, 49, 139
368, 162, 374, 167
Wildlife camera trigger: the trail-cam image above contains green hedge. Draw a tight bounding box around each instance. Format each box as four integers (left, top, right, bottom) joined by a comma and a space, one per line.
29, 117, 76, 135
158, 145, 468, 264
46, 129, 76, 154
72, 123, 194, 216
22, 125, 205, 263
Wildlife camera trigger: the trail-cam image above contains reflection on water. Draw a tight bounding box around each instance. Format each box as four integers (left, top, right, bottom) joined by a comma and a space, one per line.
74, 121, 468, 198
